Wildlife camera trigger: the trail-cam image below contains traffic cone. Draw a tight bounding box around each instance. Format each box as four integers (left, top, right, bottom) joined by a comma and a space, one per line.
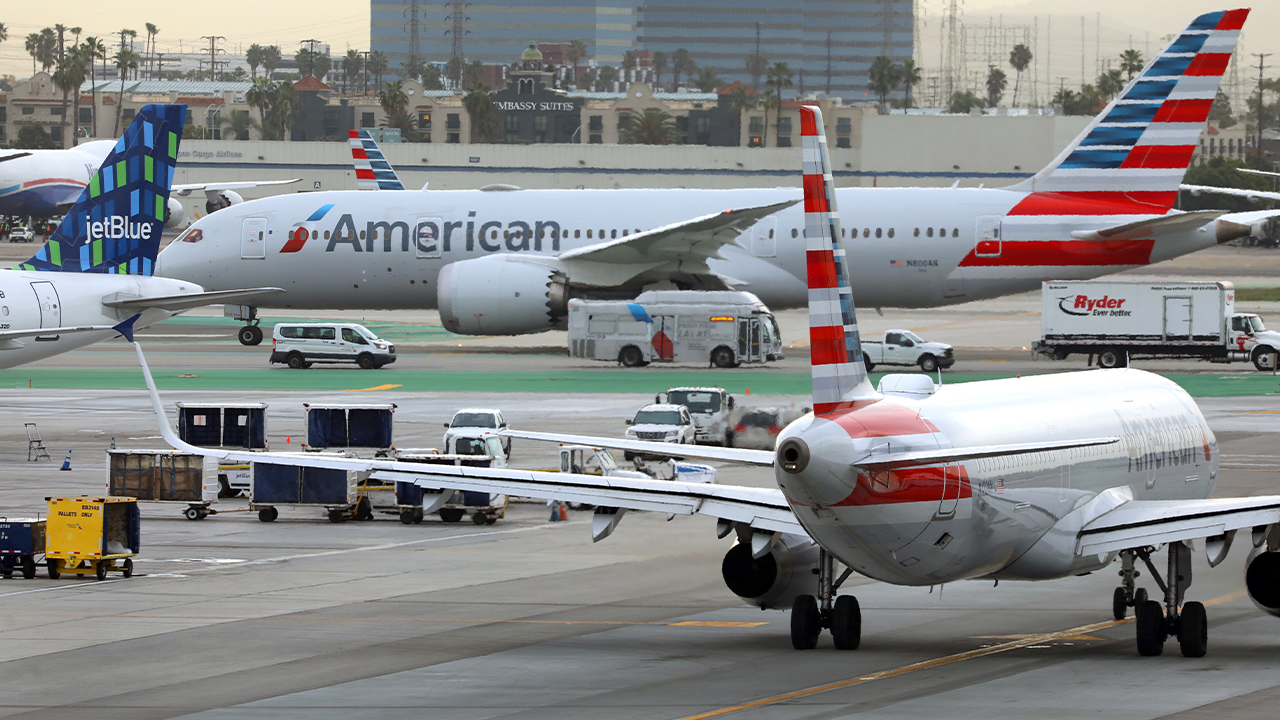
60, 450, 72, 471
558, 503, 568, 521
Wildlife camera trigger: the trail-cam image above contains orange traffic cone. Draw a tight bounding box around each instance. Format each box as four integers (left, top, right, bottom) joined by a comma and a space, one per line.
558, 503, 568, 521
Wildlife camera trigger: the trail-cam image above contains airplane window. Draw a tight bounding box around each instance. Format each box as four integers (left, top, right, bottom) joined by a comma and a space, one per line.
574, 229, 580, 238
842, 228, 846, 238
875, 228, 882, 238
993, 228, 1000, 238
952, 228, 959, 237
621, 230, 628, 236
769, 229, 774, 238
888, 228, 895, 238
324, 231, 331, 239
359, 230, 366, 240
370, 229, 378, 239
599, 229, 604, 238
587, 229, 593, 238
926, 227, 934, 237
1, 307, 7, 316
611, 229, 617, 239
913, 228, 919, 237
791, 228, 798, 238
311, 230, 318, 240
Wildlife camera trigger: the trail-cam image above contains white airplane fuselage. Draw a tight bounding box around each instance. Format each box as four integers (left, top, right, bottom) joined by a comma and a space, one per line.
154, 186, 1223, 313
776, 369, 1217, 586
0, 142, 113, 217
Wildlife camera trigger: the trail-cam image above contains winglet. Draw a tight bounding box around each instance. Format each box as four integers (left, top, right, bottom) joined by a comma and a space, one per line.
16, 104, 186, 275
113, 313, 141, 342
134, 342, 226, 458
799, 106, 876, 414
349, 129, 406, 191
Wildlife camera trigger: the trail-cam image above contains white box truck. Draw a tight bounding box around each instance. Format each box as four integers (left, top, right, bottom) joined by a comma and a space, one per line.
1033, 281, 1280, 370
567, 290, 782, 368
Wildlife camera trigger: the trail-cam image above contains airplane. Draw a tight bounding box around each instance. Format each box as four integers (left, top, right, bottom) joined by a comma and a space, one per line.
139, 100, 1280, 659
349, 129, 406, 191
153, 9, 1278, 345
0, 104, 282, 370
0, 141, 301, 229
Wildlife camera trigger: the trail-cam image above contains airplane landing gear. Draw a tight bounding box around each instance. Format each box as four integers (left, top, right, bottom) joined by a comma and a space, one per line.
1112, 550, 1149, 620
791, 548, 859, 650
1130, 542, 1206, 657
230, 306, 263, 345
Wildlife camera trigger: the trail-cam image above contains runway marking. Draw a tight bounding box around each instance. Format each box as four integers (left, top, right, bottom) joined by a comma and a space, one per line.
677, 589, 1249, 720
346, 384, 403, 392
0, 613, 768, 629
669, 621, 769, 628
977, 633, 1105, 642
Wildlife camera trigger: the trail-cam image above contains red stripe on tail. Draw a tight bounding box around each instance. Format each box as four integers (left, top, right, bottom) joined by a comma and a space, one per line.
803, 174, 829, 213
806, 249, 838, 288
799, 110, 819, 137
1215, 9, 1249, 30
1120, 145, 1195, 169
1153, 98, 1214, 124
1184, 53, 1231, 77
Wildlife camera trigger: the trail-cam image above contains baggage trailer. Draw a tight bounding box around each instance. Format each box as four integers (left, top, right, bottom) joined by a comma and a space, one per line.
44, 497, 139, 580
250, 461, 377, 523
1033, 281, 1280, 370
395, 448, 507, 525
304, 404, 396, 455
107, 450, 219, 520
0, 518, 46, 579
176, 402, 268, 498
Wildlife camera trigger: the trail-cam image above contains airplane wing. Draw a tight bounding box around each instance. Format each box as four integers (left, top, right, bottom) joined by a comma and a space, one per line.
101, 287, 285, 312
557, 200, 798, 265
1239, 168, 1280, 181
133, 343, 805, 538
172, 179, 301, 196
0, 325, 116, 348
1069, 211, 1223, 242
1077, 496, 1280, 555
502, 429, 775, 465
0, 152, 33, 164
1180, 184, 1280, 203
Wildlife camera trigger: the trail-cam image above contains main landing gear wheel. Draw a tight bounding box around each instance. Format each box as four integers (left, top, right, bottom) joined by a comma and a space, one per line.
238, 325, 264, 346
790, 595, 822, 650
1136, 600, 1166, 656
831, 596, 862, 650
1129, 542, 1206, 657
1179, 601, 1208, 658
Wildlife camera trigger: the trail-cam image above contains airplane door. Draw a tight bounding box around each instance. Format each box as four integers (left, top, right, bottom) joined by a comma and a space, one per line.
974, 215, 1002, 258
750, 218, 777, 258
937, 464, 960, 517
1163, 297, 1192, 341
651, 316, 675, 361
29, 282, 60, 328
415, 217, 442, 259
241, 217, 267, 259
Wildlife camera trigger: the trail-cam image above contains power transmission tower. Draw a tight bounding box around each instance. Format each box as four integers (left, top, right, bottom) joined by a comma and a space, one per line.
200, 35, 226, 81
1255, 53, 1271, 166
445, 0, 471, 86
300, 38, 320, 77
404, 0, 422, 59
943, 0, 961, 98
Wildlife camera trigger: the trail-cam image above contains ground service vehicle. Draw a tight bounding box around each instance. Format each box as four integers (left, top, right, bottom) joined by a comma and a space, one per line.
270, 323, 395, 369
657, 387, 736, 446
443, 409, 511, 455
45, 497, 139, 580
1034, 281, 1280, 370
8, 226, 33, 243
568, 291, 781, 368
623, 404, 695, 459
861, 330, 955, 372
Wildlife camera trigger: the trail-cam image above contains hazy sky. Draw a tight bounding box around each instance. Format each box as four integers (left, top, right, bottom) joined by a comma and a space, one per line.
0, 1, 1274, 89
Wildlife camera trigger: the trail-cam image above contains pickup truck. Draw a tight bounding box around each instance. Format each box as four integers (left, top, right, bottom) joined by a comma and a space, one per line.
862, 330, 955, 373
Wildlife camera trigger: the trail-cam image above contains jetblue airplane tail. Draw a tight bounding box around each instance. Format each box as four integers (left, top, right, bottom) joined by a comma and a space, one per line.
349, 130, 406, 190
16, 104, 186, 275
1007, 9, 1248, 216
799, 106, 876, 413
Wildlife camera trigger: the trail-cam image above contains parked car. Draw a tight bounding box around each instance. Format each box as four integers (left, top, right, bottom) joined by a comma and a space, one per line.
8, 226, 34, 243
656, 387, 735, 446
444, 409, 511, 455
862, 330, 955, 373
269, 323, 395, 369
623, 404, 695, 459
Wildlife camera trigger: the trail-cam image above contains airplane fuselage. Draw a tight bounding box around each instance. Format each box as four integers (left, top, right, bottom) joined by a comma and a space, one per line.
155, 186, 1222, 313
0, 142, 113, 218
776, 369, 1217, 586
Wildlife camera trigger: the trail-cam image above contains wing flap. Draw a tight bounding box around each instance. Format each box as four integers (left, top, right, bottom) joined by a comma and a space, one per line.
501, 429, 775, 465
102, 287, 285, 312
1078, 496, 1280, 555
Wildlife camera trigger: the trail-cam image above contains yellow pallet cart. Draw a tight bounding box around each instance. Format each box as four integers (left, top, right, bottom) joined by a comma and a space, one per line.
45, 497, 140, 580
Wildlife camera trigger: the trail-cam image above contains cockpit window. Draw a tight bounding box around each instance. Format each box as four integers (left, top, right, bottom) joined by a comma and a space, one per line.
177, 227, 203, 243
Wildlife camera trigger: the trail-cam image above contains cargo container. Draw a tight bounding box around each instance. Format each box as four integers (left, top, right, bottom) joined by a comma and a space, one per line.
106, 450, 219, 520
176, 402, 268, 498
250, 462, 373, 523
0, 518, 46, 579
45, 497, 138, 580
304, 404, 396, 454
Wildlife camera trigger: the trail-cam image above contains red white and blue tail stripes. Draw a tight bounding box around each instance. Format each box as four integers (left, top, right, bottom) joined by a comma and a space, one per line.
801, 107, 876, 414
349, 130, 405, 191
1010, 8, 1248, 216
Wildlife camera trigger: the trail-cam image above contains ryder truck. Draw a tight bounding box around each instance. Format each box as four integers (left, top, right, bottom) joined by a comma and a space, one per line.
1033, 281, 1280, 370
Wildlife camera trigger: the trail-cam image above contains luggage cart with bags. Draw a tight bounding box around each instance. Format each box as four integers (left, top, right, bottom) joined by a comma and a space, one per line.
176, 402, 268, 498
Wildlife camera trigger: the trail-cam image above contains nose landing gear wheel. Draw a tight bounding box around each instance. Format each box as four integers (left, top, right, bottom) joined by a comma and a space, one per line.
831, 595, 862, 650
790, 594, 822, 650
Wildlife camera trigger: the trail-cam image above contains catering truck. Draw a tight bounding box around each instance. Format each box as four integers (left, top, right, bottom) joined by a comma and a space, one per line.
567, 290, 782, 368
1033, 281, 1280, 370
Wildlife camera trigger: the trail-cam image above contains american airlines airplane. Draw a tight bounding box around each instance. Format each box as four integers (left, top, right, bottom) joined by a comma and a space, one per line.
0, 140, 299, 227
141, 94, 1280, 659
0, 105, 280, 369
154, 8, 1276, 345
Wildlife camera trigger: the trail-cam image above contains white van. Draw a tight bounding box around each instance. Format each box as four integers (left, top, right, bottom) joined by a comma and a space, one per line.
270, 323, 396, 369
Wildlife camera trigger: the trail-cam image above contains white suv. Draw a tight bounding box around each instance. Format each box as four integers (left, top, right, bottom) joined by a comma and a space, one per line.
444, 409, 511, 455
624, 404, 695, 459
8, 226, 34, 243
270, 323, 395, 369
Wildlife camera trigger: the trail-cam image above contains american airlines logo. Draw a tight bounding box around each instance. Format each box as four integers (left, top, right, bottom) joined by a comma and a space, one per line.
283, 205, 565, 255
88, 216, 154, 242
1059, 294, 1131, 317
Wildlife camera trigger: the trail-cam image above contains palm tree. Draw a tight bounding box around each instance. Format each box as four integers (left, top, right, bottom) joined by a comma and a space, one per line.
401, 53, 425, 85
445, 56, 464, 89
144, 23, 158, 79
652, 51, 668, 90
262, 45, 282, 79
25, 33, 41, 75
597, 65, 617, 92
54, 24, 66, 58
566, 39, 587, 89
1120, 49, 1144, 82
379, 80, 409, 118
263, 81, 300, 140
759, 88, 779, 147
618, 109, 680, 144
52, 56, 81, 147
726, 85, 757, 144
246, 44, 264, 79
123, 30, 138, 78
899, 59, 922, 108
1008, 43, 1032, 107
367, 51, 389, 88
81, 37, 107, 137
867, 56, 899, 110
745, 51, 768, 90
693, 66, 722, 92
671, 48, 693, 90
246, 76, 272, 131
621, 50, 637, 83
219, 109, 259, 140
343, 49, 363, 93
0, 24, 8, 67
462, 82, 501, 143
466, 59, 484, 89
111, 47, 139, 137
70, 27, 81, 47
985, 66, 1007, 107
1097, 69, 1125, 101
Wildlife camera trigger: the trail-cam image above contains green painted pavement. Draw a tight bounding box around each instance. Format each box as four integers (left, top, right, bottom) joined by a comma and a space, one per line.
1, 367, 1278, 397
158, 315, 458, 342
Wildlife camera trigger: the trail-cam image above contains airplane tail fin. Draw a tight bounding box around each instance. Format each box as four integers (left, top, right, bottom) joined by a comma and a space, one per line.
799, 106, 876, 414
15, 104, 186, 275
349, 130, 406, 191
1006, 9, 1248, 216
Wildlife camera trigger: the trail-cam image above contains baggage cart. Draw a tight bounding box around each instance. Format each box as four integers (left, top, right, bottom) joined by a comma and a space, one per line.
107, 450, 219, 520
395, 452, 507, 525
176, 402, 269, 498
0, 518, 46, 579
45, 497, 139, 580
249, 461, 379, 523
304, 404, 396, 456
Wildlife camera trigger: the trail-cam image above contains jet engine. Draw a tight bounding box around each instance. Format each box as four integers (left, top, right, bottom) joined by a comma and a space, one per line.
721, 533, 820, 610
164, 198, 186, 229
205, 189, 244, 215
437, 255, 569, 335
1245, 546, 1280, 617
